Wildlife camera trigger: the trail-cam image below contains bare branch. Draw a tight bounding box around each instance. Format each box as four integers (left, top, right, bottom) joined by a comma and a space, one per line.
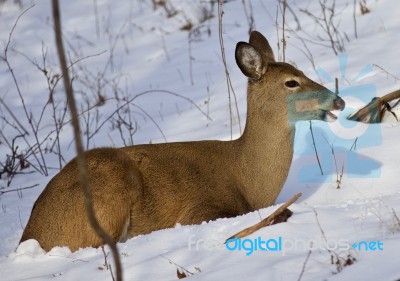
218, 0, 242, 138
226, 193, 301, 242
0, 184, 39, 196
51, 1, 122, 280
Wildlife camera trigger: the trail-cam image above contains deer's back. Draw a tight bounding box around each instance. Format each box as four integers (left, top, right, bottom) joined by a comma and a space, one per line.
121, 141, 253, 234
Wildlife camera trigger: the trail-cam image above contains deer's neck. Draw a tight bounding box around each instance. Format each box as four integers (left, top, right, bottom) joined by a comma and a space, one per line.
233, 104, 295, 210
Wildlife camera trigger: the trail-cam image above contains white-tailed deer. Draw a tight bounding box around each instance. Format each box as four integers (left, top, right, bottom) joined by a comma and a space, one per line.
20, 31, 345, 251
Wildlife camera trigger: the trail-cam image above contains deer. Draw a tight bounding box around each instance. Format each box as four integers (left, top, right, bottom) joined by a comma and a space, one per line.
20, 31, 345, 252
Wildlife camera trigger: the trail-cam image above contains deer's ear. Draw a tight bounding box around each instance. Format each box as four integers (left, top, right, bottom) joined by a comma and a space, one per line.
235, 42, 267, 80
249, 31, 275, 63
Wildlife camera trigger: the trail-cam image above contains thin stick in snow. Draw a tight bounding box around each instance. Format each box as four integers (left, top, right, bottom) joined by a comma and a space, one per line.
225, 193, 302, 242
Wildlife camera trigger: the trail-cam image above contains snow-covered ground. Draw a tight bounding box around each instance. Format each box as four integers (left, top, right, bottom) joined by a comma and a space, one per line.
1, 0, 400, 280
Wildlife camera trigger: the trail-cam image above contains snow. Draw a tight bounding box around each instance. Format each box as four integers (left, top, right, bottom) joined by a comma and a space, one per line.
1, 0, 400, 280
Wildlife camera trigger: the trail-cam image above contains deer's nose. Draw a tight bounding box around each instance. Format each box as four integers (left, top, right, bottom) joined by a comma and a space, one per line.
334, 97, 345, 111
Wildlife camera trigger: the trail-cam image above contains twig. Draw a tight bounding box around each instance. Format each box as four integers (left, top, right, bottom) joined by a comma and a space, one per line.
132, 104, 167, 141
373, 64, 400, 82
335, 77, 339, 95
380, 89, 400, 103
322, 135, 343, 189
0, 184, 39, 196
101, 245, 110, 269
100, 245, 116, 281
2, 4, 48, 176
225, 193, 302, 242
313, 208, 329, 251
275, 5, 281, 60
241, 0, 254, 35
217, 0, 242, 138
86, 89, 211, 142
188, 30, 195, 85
160, 254, 194, 276
297, 245, 312, 281
298, 0, 346, 56
309, 121, 323, 175
313, 207, 345, 272
109, 265, 116, 281
0, 97, 29, 136
51, 1, 122, 281
337, 163, 344, 189
18, 206, 24, 230
349, 137, 358, 151
353, 0, 358, 38
276, 0, 301, 31
281, 0, 287, 62
93, 0, 100, 39
287, 32, 316, 71
392, 208, 400, 229
2, 5, 35, 59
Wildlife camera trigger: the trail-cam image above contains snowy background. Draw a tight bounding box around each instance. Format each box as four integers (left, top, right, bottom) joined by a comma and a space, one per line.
1, 0, 400, 280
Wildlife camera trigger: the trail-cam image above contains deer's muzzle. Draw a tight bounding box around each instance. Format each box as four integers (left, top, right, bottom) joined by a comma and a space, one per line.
333, 97, 346, 111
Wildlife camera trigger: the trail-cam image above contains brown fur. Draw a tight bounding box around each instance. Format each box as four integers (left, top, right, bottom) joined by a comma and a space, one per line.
20, 31, 344, 252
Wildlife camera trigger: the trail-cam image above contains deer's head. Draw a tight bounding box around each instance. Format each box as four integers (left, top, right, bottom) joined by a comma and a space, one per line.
235, 31, 345, 124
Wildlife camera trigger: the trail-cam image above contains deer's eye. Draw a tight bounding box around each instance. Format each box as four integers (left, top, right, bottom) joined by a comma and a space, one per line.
285, 80, 300, 88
